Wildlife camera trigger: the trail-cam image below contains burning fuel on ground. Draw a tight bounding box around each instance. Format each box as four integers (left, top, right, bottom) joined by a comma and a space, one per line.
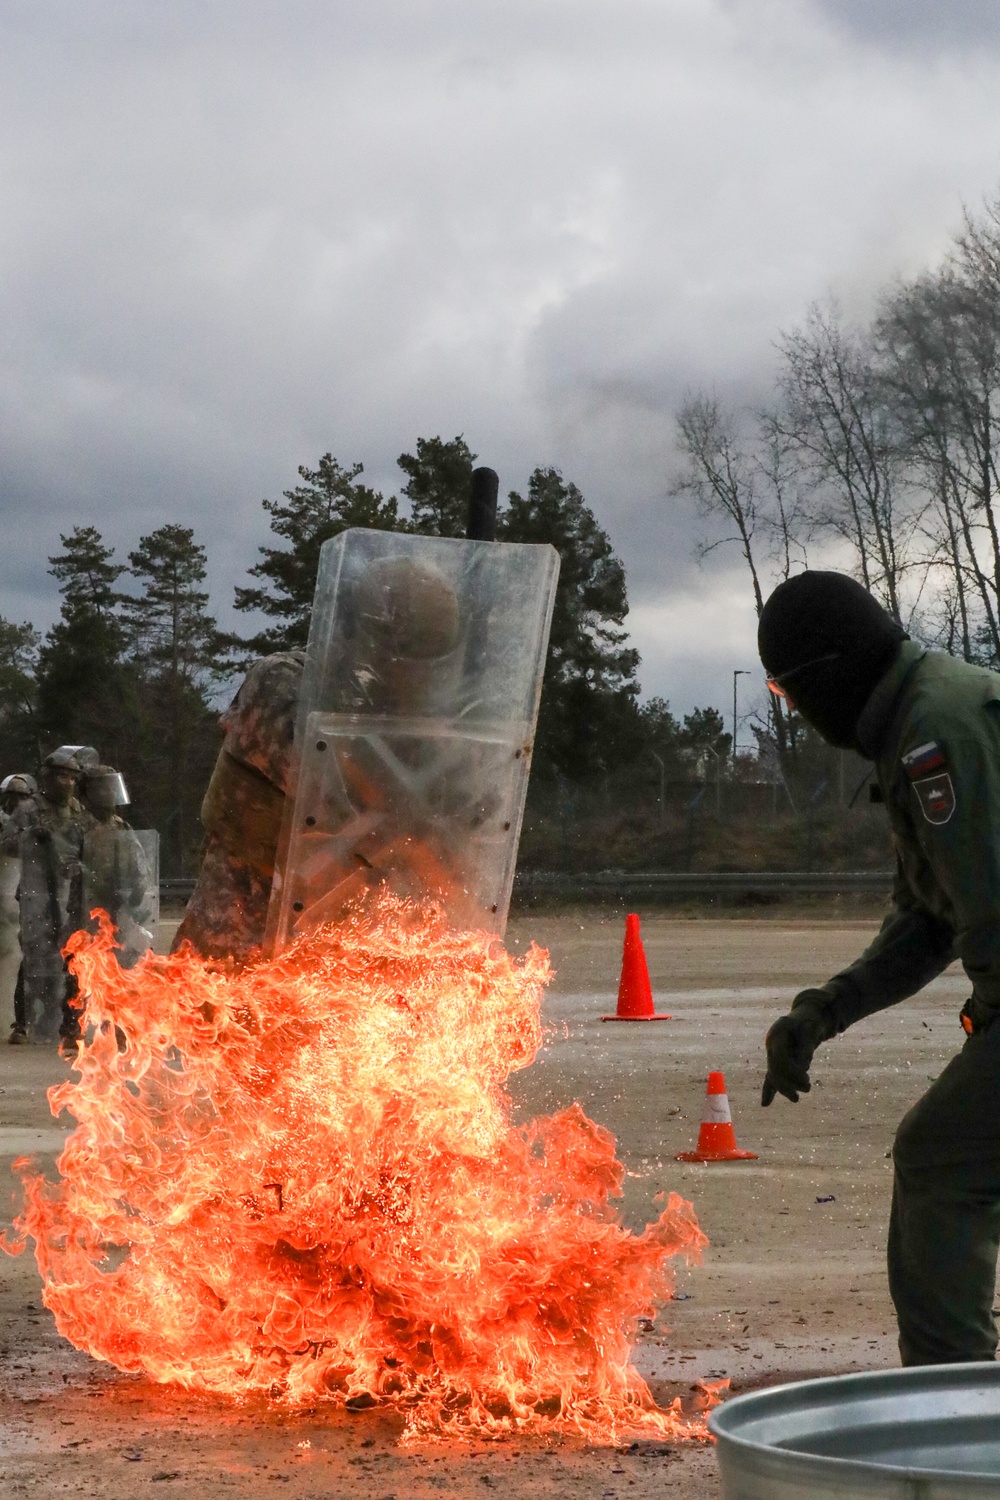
3, 898, 711, 1442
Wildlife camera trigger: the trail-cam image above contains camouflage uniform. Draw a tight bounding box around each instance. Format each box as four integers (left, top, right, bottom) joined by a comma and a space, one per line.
172, 652, 304, 963
0, 804, 28, 1035
3, 793, 95, 1041
82, 816, 155, 967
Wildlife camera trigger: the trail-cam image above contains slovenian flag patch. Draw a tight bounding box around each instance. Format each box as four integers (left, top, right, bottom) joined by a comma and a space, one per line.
902, 740, 956, 824
901, 741, 947, 781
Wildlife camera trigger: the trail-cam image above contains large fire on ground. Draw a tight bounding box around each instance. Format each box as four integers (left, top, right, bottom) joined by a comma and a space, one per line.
4, 900, 711, 1441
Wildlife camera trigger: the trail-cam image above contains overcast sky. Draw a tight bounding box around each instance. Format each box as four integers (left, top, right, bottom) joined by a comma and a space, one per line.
3, 0, 1000, 727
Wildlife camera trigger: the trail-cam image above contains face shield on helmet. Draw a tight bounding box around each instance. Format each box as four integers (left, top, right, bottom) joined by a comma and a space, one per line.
53, 744, 100, 770
43, 747, 83, 773
81, 767, 129, 813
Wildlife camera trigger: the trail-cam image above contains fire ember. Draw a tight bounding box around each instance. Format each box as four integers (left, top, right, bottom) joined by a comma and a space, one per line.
4, 899, 708, 1441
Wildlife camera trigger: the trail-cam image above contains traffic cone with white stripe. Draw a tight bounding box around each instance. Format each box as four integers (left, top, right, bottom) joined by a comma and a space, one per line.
676, 1072, 758, 1162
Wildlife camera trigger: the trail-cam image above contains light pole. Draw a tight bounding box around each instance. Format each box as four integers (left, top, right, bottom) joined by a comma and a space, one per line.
733, 669, 749, 766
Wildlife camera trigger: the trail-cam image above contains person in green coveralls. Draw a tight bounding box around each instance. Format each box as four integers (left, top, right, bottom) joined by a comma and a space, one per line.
758, 570, 1000, 1368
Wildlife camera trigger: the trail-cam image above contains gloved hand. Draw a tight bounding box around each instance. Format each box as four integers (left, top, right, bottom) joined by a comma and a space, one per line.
762, 989, 835, 1106
960, 994, 998, 1036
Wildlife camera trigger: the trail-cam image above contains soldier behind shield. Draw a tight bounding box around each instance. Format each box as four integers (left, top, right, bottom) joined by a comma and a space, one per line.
79, 765, 154, 967
173, 561, 464, 962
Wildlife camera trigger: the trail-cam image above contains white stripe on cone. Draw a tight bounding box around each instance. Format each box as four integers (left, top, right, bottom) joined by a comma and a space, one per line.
704, 1093, 732, 1124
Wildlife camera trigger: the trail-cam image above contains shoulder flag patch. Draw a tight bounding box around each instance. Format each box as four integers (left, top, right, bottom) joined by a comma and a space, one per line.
911, 773, 956, 825
901, 741, 947, 781
901, 741, 955, 825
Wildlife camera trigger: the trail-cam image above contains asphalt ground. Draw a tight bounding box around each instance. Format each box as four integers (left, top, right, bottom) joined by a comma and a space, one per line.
0, 906, 971, 1498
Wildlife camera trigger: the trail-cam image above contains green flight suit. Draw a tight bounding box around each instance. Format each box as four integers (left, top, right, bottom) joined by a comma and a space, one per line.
805, 639, 1000, 1365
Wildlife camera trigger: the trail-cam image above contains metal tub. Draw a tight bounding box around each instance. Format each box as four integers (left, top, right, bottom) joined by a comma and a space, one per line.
710, 1364, 1000, 1497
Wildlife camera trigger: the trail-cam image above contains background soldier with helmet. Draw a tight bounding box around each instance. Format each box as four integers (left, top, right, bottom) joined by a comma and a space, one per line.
0, 774, 37, 1036
2, 748, 95, 1046
79, 764, 155, 967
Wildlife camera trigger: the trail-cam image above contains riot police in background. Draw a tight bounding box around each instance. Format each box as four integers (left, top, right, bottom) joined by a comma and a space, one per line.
0, 775, 37, 1039
57, 746, 100, 772
79, 764, 129, 827
3, 748, 95, 1046
79, 765, 154, 966
1, 773, 38, 819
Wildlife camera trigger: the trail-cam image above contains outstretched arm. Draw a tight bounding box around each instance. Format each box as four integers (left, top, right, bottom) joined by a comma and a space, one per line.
811, 878, 956, 1033
762, 873, 955, 1105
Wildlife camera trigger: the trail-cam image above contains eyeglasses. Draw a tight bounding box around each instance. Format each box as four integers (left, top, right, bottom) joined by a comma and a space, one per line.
765, 652, 841, 698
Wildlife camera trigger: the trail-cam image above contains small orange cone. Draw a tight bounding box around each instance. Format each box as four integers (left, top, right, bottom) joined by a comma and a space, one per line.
602, 913, 672, 1021
676, 1072, 758, 1162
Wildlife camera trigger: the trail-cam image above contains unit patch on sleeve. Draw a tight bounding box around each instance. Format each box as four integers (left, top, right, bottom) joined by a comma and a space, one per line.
901, 741, 955, 825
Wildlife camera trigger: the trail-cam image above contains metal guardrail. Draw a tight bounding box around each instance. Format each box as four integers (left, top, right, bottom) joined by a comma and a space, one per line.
514, 869, 894, 897
159, 878, 196, 903
158, 870, 894, 905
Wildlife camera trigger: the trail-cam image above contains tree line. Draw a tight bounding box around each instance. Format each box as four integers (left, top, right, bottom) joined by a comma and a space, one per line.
0, 437, 730, 875
673, 192, 1000, 774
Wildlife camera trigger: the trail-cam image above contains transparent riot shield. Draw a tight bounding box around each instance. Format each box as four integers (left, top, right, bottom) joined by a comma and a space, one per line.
19, 826, 79, 1041
131, 830, 160, 927
82, 826, 159, 965
0, 850, 20, 1029
266, 529, 559, 950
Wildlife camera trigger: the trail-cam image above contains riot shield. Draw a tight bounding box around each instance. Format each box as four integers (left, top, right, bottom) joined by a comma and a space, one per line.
82, 826, 158, 966
18, 824, 80, 1041
130, 830, 160, 927
0, 851, 20, 1028
266, 529, 559, 950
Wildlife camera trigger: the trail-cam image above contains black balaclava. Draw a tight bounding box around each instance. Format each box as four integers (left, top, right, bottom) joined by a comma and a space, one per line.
757, 572, 907, 751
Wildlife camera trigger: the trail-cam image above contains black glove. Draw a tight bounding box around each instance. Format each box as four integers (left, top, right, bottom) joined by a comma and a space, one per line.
960, 995, 998, 1036
762, 989, 835, 1106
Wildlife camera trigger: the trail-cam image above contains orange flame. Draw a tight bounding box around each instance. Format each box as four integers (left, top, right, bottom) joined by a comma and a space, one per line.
4, 900, 710, 1441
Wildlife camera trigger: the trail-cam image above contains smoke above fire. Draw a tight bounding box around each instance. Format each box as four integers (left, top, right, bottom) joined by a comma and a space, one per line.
4, 900, 708, 1440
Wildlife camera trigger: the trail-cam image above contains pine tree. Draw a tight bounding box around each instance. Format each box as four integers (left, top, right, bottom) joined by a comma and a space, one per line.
125, 524, 228, 686
397, 435, 476, 536
677, 707, 732, 767
0, 618, 40, 772
47, 524, 124, 618
35, 527, 138, 768
234, 455, 400, 652
124, 525, 230, 873
498, 468, 641, 780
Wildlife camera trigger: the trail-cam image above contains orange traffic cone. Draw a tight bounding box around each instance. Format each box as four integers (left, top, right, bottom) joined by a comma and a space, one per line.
676, 1072, 758, 1162
602, 913, 672, 1021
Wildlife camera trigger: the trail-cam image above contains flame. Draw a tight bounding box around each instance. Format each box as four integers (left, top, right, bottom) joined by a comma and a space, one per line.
4, 899, 710, 1441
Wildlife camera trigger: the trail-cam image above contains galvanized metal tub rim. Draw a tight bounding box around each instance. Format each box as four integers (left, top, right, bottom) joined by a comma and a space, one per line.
710, 1362, 1000, 1497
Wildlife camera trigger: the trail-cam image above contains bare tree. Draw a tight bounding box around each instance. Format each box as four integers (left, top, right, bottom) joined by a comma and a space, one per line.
877, 273, 984, 657
876, 215, 1000, 665
775, 303, 919, 622
670, 184, 1000, 798
755, 410, 810, 582
672, 394, 802, 765
674, 394, 767, 611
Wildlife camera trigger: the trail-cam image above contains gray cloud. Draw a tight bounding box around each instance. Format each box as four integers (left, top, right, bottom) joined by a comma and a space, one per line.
2, 0, 1000, 719
814, 0, 1000, 53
